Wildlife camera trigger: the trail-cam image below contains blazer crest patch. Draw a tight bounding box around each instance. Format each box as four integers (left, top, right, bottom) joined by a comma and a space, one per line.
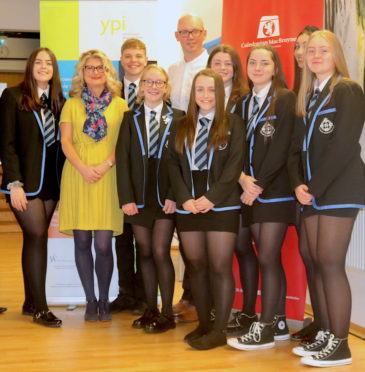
319, 117, 334, 134
260, 122, 275, 137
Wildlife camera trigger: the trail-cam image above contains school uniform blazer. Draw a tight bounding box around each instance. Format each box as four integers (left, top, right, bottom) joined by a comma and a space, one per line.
115, 102, 184, 208
287, 78, 365, 209
235, 88, 296, 202
168, 113, 245, 211
0, 86, 64, 196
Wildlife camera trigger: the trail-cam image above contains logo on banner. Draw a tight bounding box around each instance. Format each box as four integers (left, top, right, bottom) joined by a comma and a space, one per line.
257, 16, 280, 38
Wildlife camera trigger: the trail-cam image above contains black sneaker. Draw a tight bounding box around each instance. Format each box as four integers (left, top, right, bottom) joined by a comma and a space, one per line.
272, 315, 290, 340
226, 311, 258, 337
291, 321, 321, 343
301, 335, 352, 367
227, 321, 275, 350
292, 329, 331, 356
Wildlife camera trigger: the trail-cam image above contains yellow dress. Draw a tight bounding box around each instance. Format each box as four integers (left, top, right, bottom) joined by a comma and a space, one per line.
59, 96, 128, 236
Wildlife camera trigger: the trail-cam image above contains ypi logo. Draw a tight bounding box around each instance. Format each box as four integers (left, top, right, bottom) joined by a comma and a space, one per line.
257, 16, 280, 38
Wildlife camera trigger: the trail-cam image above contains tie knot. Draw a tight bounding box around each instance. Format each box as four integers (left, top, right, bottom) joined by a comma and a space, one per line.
41, 93, 48, 106
129, 83, 136, 90
199, 117, 209, 127
150, 110, 156, 120
253, 96, 259, 105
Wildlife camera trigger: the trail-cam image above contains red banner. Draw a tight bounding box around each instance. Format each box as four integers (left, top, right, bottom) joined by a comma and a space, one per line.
222, 0, 324, 320
222, 0, 324, 88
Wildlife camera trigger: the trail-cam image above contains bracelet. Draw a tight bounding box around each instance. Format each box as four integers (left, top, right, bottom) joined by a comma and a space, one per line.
7, 180, 24, 190
105, 160, 114, 168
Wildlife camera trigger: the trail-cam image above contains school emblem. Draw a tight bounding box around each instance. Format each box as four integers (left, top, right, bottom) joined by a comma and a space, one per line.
260, 122, 275, 137
319, 117, 334, 134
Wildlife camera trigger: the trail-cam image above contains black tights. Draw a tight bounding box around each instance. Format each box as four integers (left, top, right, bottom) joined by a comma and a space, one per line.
250, 222, 287, 323
11, 198, 57, 312
234, 217, 258, 315
132, 219, 175, 315
73, 230, 113, 301
179, 231, 236, 331
304, 215, 355, 338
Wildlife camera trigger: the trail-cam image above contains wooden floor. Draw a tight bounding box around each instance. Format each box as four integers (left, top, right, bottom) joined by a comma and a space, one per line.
0, 232, 364, 372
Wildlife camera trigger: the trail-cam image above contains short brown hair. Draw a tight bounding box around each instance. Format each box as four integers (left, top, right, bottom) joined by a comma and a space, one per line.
121, 38, 147, 56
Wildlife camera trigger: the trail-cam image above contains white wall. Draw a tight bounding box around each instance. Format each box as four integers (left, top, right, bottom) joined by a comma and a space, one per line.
0, 0, 39, 31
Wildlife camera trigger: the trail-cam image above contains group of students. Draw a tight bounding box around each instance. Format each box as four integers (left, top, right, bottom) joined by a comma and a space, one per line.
0, 18, 364, 368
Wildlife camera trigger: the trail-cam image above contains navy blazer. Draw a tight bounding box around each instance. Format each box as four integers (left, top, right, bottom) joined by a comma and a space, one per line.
288, 78, 365, 209
168, 113, 245, 212
116, 102, 184, 208
0, 86, 64, 196
235, 88, 296, 202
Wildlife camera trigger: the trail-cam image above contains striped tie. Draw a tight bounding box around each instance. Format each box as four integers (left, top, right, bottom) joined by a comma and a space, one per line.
41, 93, 55, 147
246, 96, 259, 141
194, 117, 209, 170
307, 88, 320, 120
128, 83, 137, 109
149, 110, 159, 157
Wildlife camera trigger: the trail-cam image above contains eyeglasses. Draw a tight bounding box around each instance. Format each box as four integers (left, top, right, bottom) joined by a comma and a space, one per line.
177, 29, 204, 38
142, 79, 166, 88
84, 65, 106, 73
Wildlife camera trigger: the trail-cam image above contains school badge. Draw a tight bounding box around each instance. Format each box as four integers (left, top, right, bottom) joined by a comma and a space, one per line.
260, 122, 275, 137
319, 117, 334, 134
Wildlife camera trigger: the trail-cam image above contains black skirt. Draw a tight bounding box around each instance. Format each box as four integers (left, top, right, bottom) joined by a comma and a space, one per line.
302, 205, 359, 218
125, 157, 174, 229
176, 170, 239, 233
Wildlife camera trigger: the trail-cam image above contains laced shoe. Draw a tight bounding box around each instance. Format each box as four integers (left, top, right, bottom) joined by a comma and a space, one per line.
292, 329, 331, 356
226, 311, 258, 337
301, 334, 352, 367
227, 321, 275, 350
272, 314, 290, 340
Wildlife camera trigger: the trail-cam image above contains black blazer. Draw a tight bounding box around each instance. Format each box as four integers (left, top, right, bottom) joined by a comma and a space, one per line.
235, 88, 296, 202
288, 78, 365, 208
0, 86, 64, 196
168, 113, 245, 212
116, 102, 184, 207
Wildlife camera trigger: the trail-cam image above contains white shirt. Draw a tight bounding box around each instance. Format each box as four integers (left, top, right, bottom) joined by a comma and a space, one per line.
144, 102, 163, 156
224, 82, 233, 109
248, 82, 272, 117
191, 110, 215, 170
37, 85, 50, 123
168, 50, 209, 112
123, 77, 140, 100
314, 74, 332, 92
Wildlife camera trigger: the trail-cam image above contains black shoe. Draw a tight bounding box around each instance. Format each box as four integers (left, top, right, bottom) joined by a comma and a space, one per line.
292, 329, 331, 356
184, 324, 212, 343
291, 321, 320, 342
110, 295, 136, 314
301, 335, 352, 367
0, 307, 7, 313
98, 300, 112, 322
272, 314, 290, 340
84, 300, 98, 322
145, 314, 176, 333
132, 301, 147, 316
188, 329, 226, 350
227, 321, 275, 350
132, 308, 160, 329
22, 303, 35, 316
226, 311, 258, 337
33, 310, 62, 328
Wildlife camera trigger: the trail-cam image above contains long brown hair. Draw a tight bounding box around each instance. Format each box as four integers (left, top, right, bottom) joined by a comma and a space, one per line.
297, 30, 350, 116
246, 44, 287, 126
293, 26, 320, 95
19, 47, 65, 116
175, 69, 228, 153
207, 44, 249, 105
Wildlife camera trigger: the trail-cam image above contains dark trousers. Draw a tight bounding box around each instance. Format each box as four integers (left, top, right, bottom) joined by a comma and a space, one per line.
115, 222, 145, 301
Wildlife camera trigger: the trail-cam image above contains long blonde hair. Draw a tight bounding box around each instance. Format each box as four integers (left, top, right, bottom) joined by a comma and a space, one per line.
297, 30, 350, 116
69, 49, 122, 97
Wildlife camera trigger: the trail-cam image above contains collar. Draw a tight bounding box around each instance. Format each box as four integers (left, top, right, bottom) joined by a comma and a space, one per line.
144, 102, 163, 118
124, 77, 140, 88
314, 75, 332, 92
37, 85, 50, 99
252, 82, 272, 101
183, 49, 209, 66
224, 82, 233, 101
198, 110, 215, 122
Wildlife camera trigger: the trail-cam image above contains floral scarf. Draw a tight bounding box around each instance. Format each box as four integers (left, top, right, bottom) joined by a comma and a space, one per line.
81, 85, 112, 142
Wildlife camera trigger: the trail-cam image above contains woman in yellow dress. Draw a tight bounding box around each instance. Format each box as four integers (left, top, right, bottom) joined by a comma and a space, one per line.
59, 50, 128, 321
